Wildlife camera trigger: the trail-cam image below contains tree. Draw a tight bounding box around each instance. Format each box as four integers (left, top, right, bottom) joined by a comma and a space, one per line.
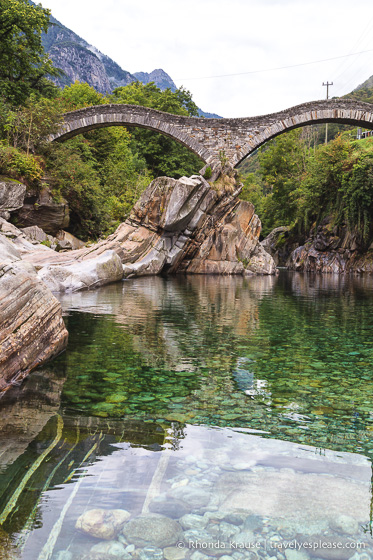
0, 0, 59, 105
111, 82, 202, 177
257, 129, 308, 232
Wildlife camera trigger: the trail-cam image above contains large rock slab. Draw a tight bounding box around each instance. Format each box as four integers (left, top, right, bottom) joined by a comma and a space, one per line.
0, 242, 68, 391
20, 175, 276, 288
217, 469, 370, 532
0, 179, 26, 220
38, 250, 123, 292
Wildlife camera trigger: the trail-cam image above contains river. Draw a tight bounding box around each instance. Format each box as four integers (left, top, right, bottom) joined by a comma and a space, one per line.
0, 272, 372, 560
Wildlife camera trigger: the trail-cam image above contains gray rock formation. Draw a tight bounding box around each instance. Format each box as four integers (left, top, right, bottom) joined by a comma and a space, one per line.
38, 250, 124, 292
0, 179, 26, 220
13, 186, 69, 235
20, 174, 276, 287
286, 219, 373, 273
0, 237, 68, 393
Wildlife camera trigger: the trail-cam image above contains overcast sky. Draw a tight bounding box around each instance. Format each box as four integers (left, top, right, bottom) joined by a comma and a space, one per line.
39, 0, 373, 118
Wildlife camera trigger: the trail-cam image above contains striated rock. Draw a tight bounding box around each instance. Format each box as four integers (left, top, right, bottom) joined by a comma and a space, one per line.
261, 226, 295, 266
180, 198, 274, 275
245, 243, 277, 275
0, 239, 68, 392
0, 179, 26, 220
38, 250, 123, 292
19, 175, 276, 289
285, 218, 373, 273
75, 508, 130, 540
122, 514, 183, 548
0, 219, 59, 257
0, 233, 21, 264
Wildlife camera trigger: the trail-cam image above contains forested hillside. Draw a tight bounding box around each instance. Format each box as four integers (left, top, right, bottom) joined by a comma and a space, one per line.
0, 0, 204, 239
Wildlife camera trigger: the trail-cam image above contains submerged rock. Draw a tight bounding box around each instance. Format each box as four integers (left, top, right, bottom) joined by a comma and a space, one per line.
122, 514, 183, 548
149, 496, 190, 519
90, 540, 131, 558
169, 486, 211, 509
139, 546, 164, 560
75, 508, 130, 540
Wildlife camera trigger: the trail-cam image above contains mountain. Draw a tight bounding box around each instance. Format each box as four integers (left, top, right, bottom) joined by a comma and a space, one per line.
344, 76, 373, 104
133, 69, 177, 92
41, 14, 135, 93
40, 10, 222, 117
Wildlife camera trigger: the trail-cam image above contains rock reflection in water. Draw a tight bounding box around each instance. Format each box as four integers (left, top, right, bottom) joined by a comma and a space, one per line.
0, 272, 373, 559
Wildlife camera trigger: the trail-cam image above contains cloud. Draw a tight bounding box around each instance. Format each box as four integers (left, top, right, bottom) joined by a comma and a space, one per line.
40, 0, 373, 117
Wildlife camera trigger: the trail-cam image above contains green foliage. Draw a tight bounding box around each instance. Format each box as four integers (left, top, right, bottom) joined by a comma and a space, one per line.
100, 128, 152, 226
0, 142, 43, 184
43, 127, 152, 239
239, 173, 265, 214
111, 82, 202, 177
0, 0, 60, 105
204, 166, 212, 180
0, 94, 63, 151
243, 128, 373, 245
44, 138, 105, 239
255, 130, 308, 234
58, 81, 107, 110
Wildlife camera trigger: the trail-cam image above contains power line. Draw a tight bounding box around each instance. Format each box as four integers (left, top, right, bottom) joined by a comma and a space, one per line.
175, 48, 373, 82
323, 81, 333, 144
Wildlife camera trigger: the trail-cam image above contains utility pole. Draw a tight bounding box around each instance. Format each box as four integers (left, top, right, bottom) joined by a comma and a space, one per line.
323, 81, 333, 144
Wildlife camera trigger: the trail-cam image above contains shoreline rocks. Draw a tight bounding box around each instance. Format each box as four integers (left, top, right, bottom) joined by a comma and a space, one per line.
0, 238, 68, 393
19, 174, 276, 289
263, 219, 373, 274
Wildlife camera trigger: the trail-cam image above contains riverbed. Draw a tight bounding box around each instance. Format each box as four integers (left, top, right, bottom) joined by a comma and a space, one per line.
0, 272, 372, 560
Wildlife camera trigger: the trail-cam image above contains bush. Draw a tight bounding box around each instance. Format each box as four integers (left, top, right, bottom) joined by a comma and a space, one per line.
0, 143, 43, 184
204, 166, 212, 180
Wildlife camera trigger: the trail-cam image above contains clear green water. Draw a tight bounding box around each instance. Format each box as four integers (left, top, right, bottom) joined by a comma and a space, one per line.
0, 273, 372, 560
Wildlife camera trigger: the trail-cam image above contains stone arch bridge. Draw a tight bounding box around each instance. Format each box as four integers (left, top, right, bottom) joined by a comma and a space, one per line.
50, 99, 373, 170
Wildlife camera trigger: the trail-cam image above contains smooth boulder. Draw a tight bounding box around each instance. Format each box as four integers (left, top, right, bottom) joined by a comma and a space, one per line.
75, 508, 130, 540
38, 250, 123, 292
122, 514, 183, 548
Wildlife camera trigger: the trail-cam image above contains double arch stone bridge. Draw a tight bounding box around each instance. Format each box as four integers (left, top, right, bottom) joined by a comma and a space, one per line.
50, 99, 373, 170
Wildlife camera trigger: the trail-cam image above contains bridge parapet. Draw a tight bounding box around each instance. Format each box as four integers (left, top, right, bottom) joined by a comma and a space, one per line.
50, 99, 373, 170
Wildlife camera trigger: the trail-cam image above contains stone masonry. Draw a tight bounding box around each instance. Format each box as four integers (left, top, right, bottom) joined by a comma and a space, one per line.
50, 99, 373, 169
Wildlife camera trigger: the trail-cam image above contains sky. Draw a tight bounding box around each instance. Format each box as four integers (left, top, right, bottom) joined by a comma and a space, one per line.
39, 0, 373, 118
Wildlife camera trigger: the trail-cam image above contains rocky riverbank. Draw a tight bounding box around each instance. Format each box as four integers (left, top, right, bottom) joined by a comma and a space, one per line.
262, 218, 373, 274
8, 174, 276, 292
0, 172, 276, 392
0, 235, 68, 393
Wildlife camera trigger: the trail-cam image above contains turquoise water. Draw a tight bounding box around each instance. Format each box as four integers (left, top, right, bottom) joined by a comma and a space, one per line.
0, 273, 372, 560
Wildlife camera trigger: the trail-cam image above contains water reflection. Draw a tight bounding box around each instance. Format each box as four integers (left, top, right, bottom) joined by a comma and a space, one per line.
53, 274, 373, 456
0, 273, 373, 559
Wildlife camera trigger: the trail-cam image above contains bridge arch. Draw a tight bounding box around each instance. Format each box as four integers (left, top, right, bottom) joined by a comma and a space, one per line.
231, 101, 373, 167
50, 104, 215, 166
50, 100, 373, 171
